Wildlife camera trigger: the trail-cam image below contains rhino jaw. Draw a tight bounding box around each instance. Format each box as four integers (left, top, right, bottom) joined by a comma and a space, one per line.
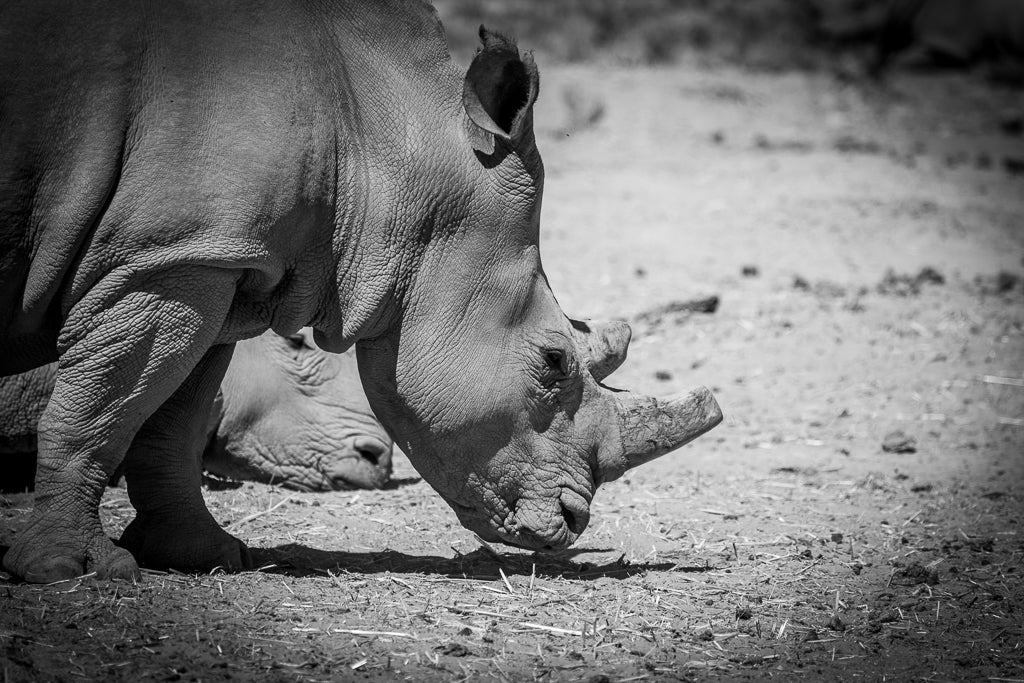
450, 484, 593, 552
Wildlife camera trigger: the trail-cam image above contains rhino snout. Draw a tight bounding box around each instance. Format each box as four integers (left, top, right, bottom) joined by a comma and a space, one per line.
458, 486, 592, 551
351, 435, 391, 466
321, 436, 393, 490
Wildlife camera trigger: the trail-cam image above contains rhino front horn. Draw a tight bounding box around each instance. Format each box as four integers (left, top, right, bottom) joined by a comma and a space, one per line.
601, 387, 723, 480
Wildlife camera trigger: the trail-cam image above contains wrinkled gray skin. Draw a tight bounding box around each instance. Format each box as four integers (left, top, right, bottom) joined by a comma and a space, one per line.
0, 0, 721, 583
0, 330, 393, 493
208, 328, 392, 491
0, 363, 54, 494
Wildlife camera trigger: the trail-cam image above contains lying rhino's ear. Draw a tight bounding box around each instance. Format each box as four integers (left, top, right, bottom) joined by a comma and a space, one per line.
463, 25, 539, 154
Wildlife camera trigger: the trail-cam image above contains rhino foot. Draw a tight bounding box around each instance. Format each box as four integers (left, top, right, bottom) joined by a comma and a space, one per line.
118, 516, 252, 573
3, 521, 140, 583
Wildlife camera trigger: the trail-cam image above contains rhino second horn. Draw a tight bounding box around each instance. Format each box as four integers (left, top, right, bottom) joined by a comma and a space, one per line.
602, 386, 723, 479
586, 320, 631, 382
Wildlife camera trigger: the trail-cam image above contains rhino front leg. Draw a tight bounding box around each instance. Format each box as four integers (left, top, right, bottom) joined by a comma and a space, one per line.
118, 342, 252, 572
2, 267, 237, 583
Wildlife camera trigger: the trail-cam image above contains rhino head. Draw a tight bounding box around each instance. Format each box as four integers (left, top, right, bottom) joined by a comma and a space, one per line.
354, 28, 722, 551
205, 330, 393, 492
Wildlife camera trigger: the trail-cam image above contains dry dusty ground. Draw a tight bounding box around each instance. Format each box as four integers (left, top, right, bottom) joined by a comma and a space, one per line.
2, 59, 1023, 681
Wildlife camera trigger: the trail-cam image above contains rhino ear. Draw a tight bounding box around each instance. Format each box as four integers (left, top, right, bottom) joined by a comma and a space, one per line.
463, 25, 539, 154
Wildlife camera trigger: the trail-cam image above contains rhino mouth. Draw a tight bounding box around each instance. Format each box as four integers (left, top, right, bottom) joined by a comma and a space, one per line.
319, 436, 393, 490
451, 487, 592, 551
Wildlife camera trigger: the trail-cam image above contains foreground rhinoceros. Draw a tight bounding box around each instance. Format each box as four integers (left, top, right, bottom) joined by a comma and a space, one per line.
0, 330, 393, 493
0, 0, 721, 583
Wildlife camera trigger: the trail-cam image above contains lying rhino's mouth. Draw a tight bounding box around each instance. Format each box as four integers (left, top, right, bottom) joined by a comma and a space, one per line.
318, 436, 393, 490
449, 487, 592, 551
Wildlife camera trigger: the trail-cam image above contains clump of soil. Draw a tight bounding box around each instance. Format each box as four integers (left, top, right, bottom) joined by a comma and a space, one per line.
882, 430, 918, 454
974, 270, 1022, 296
876, 267, 945, 296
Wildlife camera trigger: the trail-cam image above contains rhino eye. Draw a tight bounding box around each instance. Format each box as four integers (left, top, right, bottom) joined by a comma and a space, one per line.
543, 349, 568, 376
286, 334, 307, 350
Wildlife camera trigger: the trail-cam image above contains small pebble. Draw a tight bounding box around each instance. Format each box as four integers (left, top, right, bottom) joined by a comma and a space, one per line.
882, 430, 917, 454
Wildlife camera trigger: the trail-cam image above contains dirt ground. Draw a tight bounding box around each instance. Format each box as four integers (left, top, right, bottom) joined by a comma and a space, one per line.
3, 50, 1024, 683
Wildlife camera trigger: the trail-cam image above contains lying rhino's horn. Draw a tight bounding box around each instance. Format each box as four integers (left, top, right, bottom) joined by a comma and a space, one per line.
601, 387, 723, 480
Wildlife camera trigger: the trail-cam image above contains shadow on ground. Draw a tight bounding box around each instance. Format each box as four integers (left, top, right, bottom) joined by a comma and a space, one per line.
250, 543, 704, 581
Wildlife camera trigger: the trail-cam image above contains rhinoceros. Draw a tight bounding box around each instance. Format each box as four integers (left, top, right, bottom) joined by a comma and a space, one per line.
0, 330, 393, 493
0, 0, 721, 583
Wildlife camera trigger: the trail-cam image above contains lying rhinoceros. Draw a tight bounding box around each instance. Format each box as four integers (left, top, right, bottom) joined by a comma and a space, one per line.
0, 0, 721, 583
0, 330, 393, 494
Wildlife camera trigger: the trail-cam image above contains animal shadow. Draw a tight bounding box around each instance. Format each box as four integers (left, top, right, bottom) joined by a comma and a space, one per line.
250, 543, 707, 582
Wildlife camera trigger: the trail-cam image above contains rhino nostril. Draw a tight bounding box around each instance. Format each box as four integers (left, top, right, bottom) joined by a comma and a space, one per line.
356, 447, 378, 465
560, 502, 577, 532
559, 490, 591, 536
352, 437, 390, 466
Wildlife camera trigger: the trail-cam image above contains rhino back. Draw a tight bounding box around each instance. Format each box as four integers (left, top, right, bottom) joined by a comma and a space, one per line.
0, 0, 460, 374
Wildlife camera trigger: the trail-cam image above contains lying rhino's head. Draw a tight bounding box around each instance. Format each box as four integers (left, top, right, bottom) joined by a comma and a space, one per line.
353, 28, 721, 551
207, 330, 393, 491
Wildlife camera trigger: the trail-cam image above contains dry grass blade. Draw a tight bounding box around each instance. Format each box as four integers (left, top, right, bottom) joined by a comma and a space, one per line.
473, 533, 500, 557
225, 495, 294, 532
498, 567, 515, 594
979, 375, 1024, 387
516, 622, 583, 637
331, 628, 417, 639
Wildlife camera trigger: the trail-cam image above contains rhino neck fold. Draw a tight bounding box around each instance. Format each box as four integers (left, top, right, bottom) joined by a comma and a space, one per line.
313, 57, 467, 353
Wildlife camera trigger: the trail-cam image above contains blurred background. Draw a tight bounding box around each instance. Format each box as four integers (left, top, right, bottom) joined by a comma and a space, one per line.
435, 0, 1024, 79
